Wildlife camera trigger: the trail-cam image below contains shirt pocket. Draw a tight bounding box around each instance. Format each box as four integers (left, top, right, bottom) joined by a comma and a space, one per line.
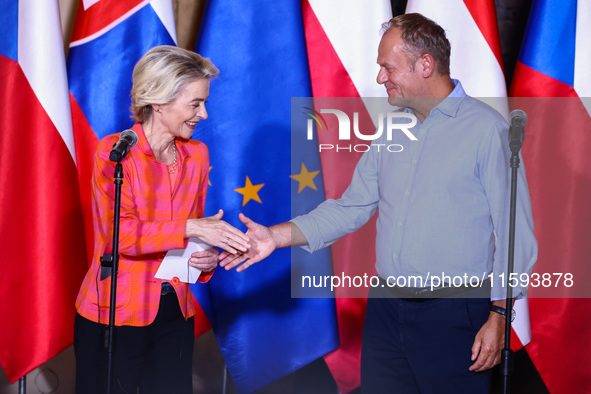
97, 269, 131, 311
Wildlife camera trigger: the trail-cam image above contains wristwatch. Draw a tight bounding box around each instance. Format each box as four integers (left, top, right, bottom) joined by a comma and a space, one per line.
490, 305, 515, 322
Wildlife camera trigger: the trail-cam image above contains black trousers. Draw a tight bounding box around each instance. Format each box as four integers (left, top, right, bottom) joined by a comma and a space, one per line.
74, 292, 195, 394
361, 285, 492, 394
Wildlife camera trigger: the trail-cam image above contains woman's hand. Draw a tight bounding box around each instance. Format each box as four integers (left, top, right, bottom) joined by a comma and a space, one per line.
185, 209, 250, 254
188, 248, 219, 272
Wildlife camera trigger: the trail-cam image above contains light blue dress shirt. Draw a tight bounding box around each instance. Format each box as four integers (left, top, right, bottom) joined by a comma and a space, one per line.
292, 81, 537, 299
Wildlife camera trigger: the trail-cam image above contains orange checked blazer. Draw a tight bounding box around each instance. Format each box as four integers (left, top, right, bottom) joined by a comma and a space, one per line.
76, 123, 212, 326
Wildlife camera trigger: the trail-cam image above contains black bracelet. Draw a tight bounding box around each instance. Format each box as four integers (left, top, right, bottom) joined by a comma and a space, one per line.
490, 305, 515, 322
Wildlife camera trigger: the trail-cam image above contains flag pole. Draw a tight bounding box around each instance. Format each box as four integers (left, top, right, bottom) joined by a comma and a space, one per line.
222, 363, 228, 394
18, 375, 26, 394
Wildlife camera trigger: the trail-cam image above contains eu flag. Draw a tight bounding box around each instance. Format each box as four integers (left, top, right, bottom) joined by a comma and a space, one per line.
191, 0, 339, 392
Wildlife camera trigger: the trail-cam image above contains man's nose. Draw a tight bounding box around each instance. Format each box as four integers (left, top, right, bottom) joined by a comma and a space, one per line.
376, 68, 386, 84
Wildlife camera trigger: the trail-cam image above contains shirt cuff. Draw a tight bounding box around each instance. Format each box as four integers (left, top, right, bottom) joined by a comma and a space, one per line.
198, 268, 214, 283
290, 216, 315, 252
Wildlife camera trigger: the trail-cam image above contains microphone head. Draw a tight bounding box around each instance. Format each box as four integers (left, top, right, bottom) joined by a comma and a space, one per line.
109, 129, 139, 162
509, 109, 528, 125
120, 129, 138, 147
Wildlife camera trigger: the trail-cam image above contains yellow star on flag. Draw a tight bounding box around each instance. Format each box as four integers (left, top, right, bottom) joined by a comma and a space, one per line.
290, 163, 320, 193
208, 166, 212, 186
235, 176, 264, 206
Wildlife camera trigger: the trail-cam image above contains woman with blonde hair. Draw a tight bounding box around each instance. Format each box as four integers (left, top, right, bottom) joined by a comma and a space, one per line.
74, 45, 249, 394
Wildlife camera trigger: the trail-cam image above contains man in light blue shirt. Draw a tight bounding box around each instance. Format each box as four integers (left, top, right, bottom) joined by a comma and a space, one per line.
221, 13, 537, 394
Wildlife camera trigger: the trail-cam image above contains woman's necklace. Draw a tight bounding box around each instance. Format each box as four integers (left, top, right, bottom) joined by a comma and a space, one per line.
168, 143, 178, 174
147, 123, 178, 174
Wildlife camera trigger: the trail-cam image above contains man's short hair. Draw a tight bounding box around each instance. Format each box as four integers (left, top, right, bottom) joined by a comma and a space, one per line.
382, 13, 451, 75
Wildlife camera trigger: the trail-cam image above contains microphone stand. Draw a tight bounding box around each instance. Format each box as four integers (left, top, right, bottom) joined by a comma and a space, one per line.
502, 115, 525, 394
100, 161, 124, 394
501, 152, 518, 394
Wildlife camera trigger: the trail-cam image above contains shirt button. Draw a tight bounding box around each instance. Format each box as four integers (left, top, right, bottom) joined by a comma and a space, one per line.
412, 159, 417, 164
393, 253, 398, 259
405, 190, 410, 195
172, 277, 180, 285
398, 221, 403, 227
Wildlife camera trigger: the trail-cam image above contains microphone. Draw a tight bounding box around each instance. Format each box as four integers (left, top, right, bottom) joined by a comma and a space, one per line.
109, 129, 138, 162
508, 109, 527, 154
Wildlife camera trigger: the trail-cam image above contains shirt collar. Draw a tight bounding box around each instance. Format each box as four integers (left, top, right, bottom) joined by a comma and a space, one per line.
132, 123, 189, 161
133, 123, 154, 157
431, 79, 466, 118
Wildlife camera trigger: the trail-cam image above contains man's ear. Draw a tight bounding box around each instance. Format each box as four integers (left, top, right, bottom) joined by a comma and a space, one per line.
420, 53, 435, 78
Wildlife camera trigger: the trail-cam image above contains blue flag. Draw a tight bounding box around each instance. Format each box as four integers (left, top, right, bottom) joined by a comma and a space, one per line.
192, 0, 338, 392
67, 1, 177, 140
66, 0, 185, 281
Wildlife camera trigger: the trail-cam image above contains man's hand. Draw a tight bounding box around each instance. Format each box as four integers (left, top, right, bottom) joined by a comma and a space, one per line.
219, 213, 279, 272
469, 311, 505, 372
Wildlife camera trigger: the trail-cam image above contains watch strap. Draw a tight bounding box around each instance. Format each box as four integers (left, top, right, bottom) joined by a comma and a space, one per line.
490, 305, 515, 322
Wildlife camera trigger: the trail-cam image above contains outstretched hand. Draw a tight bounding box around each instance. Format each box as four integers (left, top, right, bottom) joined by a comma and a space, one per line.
186, 209, 250, 255
219, 213, 278, 272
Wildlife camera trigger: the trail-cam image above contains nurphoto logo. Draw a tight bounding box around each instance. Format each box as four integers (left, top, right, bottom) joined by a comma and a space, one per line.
304, 107, 419, 153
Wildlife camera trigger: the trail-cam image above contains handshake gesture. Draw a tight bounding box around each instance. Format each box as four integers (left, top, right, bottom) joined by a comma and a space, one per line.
185, 211, 304, 272
218, 213, 282, 272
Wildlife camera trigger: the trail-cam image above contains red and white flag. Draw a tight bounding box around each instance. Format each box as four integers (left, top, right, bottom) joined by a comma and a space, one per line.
0, 0, 88, 382
406, 0, 507, 98
303, 1, 391, 392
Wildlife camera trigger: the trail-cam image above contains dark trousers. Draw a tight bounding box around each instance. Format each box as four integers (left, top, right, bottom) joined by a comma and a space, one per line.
74, 293, 195, 394
361, 285, 492, 394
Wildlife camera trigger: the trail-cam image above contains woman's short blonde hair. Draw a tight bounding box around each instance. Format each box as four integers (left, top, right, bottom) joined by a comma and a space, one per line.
130, 45, 219, 123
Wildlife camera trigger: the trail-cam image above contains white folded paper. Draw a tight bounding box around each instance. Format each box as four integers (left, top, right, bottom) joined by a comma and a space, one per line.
155, 238, 210, 284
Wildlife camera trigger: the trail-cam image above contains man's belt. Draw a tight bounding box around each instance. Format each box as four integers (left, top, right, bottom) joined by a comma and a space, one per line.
378, 278, 490, 301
